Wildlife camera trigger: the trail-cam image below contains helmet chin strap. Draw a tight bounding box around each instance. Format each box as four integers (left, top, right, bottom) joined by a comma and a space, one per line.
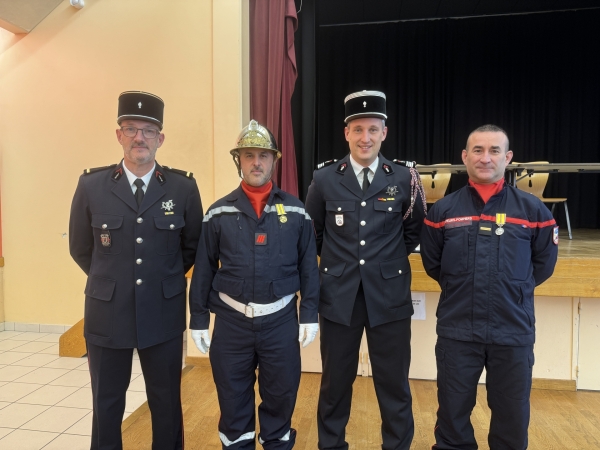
233, 154, 242, 178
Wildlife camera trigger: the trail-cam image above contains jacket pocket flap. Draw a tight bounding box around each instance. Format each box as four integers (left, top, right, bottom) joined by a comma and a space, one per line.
380, 257, 410, 280
272, 273, 301, 297
91, 214, 123, 230
374, 201, 401, 213
154, 215, 185, 230
325, 201, 355, 212
84, 276, 116, 301
212, 272, 244, 297
319, 256, 346, 277
162, 272, 187, 299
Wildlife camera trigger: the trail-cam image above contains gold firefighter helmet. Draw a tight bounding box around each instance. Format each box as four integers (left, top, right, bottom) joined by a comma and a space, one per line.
230, 120, 280, 177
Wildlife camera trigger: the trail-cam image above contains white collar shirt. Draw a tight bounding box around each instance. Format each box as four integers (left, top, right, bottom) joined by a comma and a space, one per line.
122, 160, 155, 194
349, 154, 379, 186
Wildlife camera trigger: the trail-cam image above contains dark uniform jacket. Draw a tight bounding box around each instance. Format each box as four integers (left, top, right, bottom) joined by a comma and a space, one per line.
420, 183, 558, 346
69, 161, 203, 349
189, 183, 319, 331
304, 154, 425, 327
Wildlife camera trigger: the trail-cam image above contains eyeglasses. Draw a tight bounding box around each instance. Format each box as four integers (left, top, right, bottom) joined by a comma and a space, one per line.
120, 126, 160, 139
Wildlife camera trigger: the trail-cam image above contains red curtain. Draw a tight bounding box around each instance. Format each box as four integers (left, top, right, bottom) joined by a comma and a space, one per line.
250, 0, 299, 196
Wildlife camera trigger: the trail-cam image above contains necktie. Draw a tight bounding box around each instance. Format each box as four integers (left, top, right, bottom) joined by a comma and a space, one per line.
134, 178, 145, 207
361, 168, 370, 194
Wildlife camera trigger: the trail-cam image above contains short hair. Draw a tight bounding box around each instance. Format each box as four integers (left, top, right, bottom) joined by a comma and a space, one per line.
346, 118, 386, 129
466, 124, 510, 152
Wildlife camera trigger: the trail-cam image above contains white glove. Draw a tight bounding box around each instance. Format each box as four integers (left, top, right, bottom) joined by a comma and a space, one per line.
191, 329, 211, 354
298, 323, 319, 348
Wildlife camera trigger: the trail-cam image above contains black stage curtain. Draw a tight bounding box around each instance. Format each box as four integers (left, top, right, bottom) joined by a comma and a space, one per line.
294, 8, 600, 229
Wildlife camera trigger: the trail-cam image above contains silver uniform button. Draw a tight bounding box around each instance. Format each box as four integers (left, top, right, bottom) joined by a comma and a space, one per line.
388, 207, 392, 211
359, 259, 365, 265
136, 237, 143, 244
101, 224, 107, 229
360, 240, 365, 246
136, 279, 143, 285
360, 220, 366, 226
337, 207, 342, 211
137, 217, 143, 223
324, 268, 328, 272
361, 201, 366, 207
170, 224, 175, 229
399, 270, 402, 274
136, 259, 142, 265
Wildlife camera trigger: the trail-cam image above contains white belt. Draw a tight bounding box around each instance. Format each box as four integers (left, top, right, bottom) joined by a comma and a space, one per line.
218, 292, 294, 318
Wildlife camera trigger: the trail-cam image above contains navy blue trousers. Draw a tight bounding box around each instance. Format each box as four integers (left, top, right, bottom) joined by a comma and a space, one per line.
209, 314, 300, 450
87, 335, 184, 450
433, 337, 534, 450
318, 286, 414, 450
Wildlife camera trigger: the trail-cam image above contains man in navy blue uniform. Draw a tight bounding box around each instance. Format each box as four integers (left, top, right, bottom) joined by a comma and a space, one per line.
420, 125, 559, 450
189, 120, 319, 449
69, 91, 203, 450
304, 90, 426, 450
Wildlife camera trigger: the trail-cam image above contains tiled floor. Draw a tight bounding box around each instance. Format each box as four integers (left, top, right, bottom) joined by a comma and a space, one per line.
0, 330, 149, 449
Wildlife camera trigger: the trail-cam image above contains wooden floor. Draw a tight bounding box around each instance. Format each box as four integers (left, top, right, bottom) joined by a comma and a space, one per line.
557, 228, 600, 258
122, 364, 600, 449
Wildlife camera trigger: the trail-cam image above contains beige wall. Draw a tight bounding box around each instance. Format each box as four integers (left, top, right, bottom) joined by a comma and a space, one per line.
0, 0, 245, 326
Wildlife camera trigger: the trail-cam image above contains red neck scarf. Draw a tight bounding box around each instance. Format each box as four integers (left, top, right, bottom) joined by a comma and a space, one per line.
469, 178, 505, 204
241, 180, 272, 218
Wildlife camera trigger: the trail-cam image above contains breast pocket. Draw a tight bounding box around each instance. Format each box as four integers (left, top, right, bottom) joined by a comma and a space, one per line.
91, 214, 124, 255
154, 215, 185, 255
441, 227, 471, 275
325, 201, 356, 235
278, 214, 301, 265
373, 201, 403, 234
499, 227, 533, 281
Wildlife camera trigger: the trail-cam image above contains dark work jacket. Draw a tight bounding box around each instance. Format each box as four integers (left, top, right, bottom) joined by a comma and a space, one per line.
420, 183, 558, 346
69, 161, 203, 349
304, 154, 425, 327
189, 183, 319, 331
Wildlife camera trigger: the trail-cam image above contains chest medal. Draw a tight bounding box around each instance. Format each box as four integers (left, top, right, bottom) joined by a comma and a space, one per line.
495, 213, 506, 235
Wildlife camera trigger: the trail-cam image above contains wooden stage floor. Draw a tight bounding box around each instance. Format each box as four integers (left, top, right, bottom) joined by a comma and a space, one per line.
557, 228, 600, 258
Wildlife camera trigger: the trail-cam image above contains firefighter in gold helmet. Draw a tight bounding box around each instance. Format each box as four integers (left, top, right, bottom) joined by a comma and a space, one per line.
189, 120, 319, 449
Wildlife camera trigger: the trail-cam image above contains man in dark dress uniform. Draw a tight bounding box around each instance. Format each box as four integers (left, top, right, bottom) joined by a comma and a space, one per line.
305, 90, 426, 450
189, 120, 319, 449
69, 91, 203, 450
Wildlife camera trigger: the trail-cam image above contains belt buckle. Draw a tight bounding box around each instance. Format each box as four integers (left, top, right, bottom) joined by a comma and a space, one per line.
244, 305, 254, 318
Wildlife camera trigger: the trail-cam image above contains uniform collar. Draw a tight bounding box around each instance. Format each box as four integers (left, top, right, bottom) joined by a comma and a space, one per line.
349, 154, 379, 177
121, 159, 156, 189
226, 180, 286, 202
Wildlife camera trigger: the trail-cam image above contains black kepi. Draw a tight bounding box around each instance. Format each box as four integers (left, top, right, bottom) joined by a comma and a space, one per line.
344, 90, 387, 123
117, 91, 164, 129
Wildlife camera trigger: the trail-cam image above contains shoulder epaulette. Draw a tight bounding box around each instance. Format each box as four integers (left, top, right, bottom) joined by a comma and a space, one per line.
392, 159, 417, 168
83, 164, 117, 175
316, 159, 338, 170
162, 166, 194, 178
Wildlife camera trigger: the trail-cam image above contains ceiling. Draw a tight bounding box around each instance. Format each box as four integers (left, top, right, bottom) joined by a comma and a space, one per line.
317, 0, 600, 26
0, 0, 63, 34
